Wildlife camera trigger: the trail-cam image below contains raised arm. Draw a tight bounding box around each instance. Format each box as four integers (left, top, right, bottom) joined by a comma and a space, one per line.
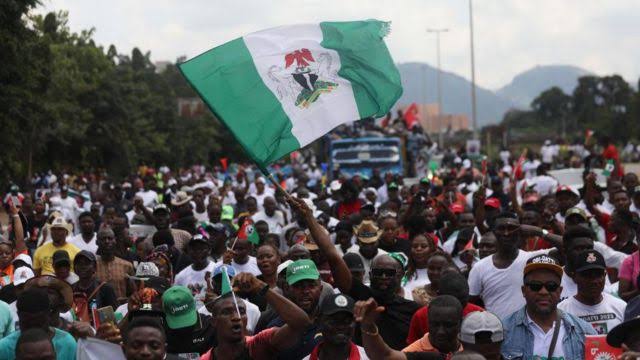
288, 196, 353, 293
8, 200, 26, 253
233, 273, 311, 350
355, 298, 407, 360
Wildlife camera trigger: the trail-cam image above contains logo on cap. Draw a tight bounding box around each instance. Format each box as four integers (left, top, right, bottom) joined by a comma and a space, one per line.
586, 253, 597, 263
335, 295, 348, 307
532, 255, 555, 264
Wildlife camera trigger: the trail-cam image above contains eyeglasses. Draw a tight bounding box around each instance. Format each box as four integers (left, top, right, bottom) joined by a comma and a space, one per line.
525, 281, 560, 292
371, 268, 397, 278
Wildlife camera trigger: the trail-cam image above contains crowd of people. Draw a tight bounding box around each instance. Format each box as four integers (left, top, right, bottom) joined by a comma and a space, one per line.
1, 137, 640, 360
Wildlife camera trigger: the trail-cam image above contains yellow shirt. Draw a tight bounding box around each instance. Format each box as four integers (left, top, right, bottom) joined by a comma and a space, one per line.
33, 242, 81, 275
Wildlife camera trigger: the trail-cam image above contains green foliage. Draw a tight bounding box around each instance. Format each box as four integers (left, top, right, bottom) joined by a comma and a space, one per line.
501, 74, 640, 143
1, 5, 248, 184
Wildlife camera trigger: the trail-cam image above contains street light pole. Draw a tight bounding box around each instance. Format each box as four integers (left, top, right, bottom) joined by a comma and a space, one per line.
427, 28, 448, 149
468, 0, 478, 139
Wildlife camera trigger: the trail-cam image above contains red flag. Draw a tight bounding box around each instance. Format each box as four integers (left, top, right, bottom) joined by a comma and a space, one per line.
404, 103, 419, 129
220, 158, 228, 172
464, 233, 476, 251
513, 149, 528, 180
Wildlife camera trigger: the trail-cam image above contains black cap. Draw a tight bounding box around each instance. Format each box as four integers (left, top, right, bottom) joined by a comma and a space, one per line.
319, 294, 355, 316
188, 234, 209, 246
343, 253, 365, 272
360, 203, 375, 213
74, 250, 96, 264
573, 249, 606, 273
153, 204, 170, 215
52, 250, 71, 266
607, 296, 640, 347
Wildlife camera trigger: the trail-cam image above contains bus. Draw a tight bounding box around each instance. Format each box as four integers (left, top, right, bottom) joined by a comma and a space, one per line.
328, 137, 405, 179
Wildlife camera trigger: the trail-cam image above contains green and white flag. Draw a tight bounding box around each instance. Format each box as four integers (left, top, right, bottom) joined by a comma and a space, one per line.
179, 20, 402, 170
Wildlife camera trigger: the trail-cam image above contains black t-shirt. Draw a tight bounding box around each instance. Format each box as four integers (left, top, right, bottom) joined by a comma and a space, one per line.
72, 279, 119, 311
166, 313, 217, 355
348, 281, 420, 351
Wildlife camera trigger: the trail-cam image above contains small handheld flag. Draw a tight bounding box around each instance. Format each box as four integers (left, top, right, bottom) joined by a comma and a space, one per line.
220, 266, 242, 318
237, 219, 260, 245
602, 159, 615, 177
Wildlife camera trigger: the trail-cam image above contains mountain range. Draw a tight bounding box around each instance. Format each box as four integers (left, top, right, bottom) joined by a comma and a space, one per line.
395, 62, 592, 127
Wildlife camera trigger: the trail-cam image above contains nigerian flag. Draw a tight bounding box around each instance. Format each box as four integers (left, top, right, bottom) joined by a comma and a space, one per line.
179, 20, 402, 170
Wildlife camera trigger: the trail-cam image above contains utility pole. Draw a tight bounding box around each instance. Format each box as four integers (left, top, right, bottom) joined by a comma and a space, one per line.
427, 28, 448, 149
468, 0, 478, 139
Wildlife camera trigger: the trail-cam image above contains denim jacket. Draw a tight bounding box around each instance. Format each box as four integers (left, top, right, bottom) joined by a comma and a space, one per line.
501, 306, 596, 360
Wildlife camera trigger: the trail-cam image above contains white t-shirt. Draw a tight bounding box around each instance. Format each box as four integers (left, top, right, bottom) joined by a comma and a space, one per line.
558, 293, 626, 335
541, 145, 555, 164
69, 233, 98, 254
174, 261, 218, 309
527, 312, 566, 359
198, 297, 260, 334
193, 209, 209, 223
231, 256, 261, 276
468, 249, 548, 319
252, 211, 285, 234
402, 268, 430, 300
135, 189, 158, 207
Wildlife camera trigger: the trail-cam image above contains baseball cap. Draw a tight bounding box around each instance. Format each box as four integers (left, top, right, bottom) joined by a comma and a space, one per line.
74, 250, 97, 264
188, 234, 209, 246
286, 259, 320, 285
50, 217, 72, 233
213, 264, 236, 278
12, 253, 33, 268
319, 294, 355, 316
565, 207, 588, 221
13, 267, 35, 286
484, 198, 501, 209
607, 296, 640, 347
556, 185, 579, 197
573, 249, 606, 273
52, 250, 71, 267
221, 205, 234, 221
524, 254, 563, 278
153, 204, 170, 215
420, 177, 430, 184
343, 253, 365, 272
354, 220, 381, 244
450, 203, 465, 214
328, 180, 342, 194
459, 311, 504, 344
162, 286, 197, 329
277, 260, 293, 276
388, 182, 399, 190
135, 262, 160, 278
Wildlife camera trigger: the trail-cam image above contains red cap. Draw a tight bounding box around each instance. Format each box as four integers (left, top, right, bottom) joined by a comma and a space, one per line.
523, 193, 540, 204
484, 198, 501, 209
450, 203, 465, 214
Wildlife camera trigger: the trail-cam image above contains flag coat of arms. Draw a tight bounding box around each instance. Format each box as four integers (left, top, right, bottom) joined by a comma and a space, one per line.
237, 219, 260, 245
179, 20, 402, 169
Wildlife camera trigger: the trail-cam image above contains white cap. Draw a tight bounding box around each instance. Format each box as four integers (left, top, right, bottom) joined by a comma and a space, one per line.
277, 260, 293, 275
136, 262, 160, 277
12, 253, 33, 268
459, 311, 504, 344
328, 180, 342, 194
13, 267, 35, 286
462, 159, 472, 169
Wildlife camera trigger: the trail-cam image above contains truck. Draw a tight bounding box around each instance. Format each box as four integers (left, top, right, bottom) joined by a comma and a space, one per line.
328, 137, 405, 179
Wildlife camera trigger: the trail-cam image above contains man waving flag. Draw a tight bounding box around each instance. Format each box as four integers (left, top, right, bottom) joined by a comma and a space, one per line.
179, 20, 402, 170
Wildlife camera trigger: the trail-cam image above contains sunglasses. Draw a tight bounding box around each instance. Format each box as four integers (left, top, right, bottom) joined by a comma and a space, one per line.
525, 281, 560, 292
371, 268, 397, 278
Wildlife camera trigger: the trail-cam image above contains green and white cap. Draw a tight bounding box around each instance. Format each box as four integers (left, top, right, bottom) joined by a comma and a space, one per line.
162, 285, 197, 329
286, 259, 320, 285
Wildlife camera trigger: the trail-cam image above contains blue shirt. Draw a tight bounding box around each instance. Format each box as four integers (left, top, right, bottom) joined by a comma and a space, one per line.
0, 300, 13, 338
0, 327, 77, 360
501, 307, 596, 360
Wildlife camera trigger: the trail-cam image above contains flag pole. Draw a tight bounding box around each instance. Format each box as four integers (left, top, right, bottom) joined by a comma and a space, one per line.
223, 267, 242, 318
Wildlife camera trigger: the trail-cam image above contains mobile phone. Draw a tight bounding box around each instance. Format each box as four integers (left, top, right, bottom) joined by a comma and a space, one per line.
96, 306, 116, 327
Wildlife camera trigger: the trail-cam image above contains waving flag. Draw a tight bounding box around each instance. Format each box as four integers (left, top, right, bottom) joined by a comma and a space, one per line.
237, 219, 260, 245
179, 20, 402, 170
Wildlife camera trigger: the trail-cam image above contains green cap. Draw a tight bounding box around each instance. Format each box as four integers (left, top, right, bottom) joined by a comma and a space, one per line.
221, 205, 234, 221
388, 182, 399, 190
420, 177, 430, 184
162, 286, 197, 329
286, 259, 320, 285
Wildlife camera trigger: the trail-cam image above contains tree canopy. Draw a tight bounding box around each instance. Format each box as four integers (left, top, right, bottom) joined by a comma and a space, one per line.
1, 1, 246, 185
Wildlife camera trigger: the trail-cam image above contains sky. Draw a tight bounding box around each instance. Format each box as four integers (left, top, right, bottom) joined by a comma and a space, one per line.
35, 0, 640, 90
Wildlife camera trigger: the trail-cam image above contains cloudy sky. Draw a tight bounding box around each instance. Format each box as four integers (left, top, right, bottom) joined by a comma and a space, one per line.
35, 0, 639, 90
